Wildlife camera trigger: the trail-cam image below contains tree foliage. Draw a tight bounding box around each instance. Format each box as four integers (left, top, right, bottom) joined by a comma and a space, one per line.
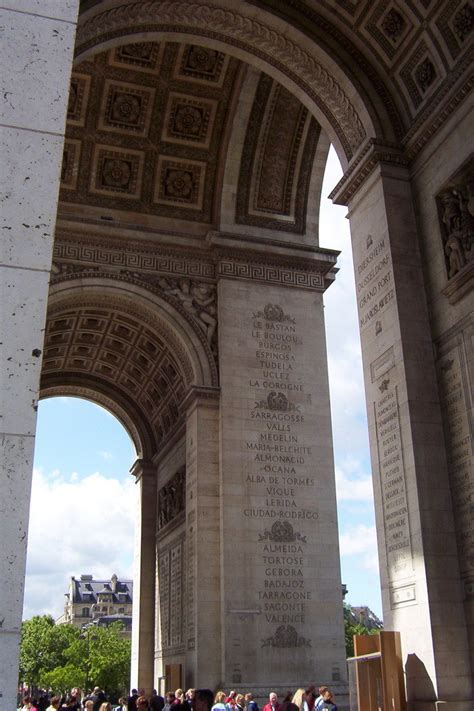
344, 605, 380, 657
19, 616, 131, 695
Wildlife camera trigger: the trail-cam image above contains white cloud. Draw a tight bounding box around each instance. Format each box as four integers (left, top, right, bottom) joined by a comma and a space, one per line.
23, 468, 137, 620
98, 450, 113, 461
335, 464, 374, 502
339, 524, 380, 574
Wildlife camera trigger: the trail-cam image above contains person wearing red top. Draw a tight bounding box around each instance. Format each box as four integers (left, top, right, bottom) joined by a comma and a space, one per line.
262, 692, 280, 711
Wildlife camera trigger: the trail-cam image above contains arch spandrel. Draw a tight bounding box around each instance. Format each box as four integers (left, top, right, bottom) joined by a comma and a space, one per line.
42, 276, 218, 456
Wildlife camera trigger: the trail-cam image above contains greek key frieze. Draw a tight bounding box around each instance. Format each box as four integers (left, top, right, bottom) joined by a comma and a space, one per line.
53, 239, 215, 280
218, 260, 325, 291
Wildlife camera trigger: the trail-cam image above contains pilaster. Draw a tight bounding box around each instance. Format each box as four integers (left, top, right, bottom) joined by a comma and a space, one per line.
335, 148, 472, 707
131, 458, 157, 694
183, 386, 221, 688
0, 2, 79, 707
215, 263, 347, 696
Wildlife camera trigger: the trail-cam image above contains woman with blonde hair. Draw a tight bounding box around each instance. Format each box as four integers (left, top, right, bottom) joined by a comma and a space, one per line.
291, 690, 305, 711
99, 704, 112, 711
212, 692, 226, 711
175, 690, 185, 705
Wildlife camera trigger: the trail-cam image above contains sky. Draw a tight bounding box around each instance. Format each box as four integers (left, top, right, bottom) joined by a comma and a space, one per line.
23, 146, 382, 622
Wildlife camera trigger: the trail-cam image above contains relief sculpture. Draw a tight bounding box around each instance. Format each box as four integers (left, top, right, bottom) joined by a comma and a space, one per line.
158, 277, 217, 343
438, 179, 474, 279
158, 467, 186, 530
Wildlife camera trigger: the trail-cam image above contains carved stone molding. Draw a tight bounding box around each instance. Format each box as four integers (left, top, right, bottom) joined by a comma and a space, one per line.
329, 139, 409, 206
75, 1, 366, 158
53, 235, 215, 280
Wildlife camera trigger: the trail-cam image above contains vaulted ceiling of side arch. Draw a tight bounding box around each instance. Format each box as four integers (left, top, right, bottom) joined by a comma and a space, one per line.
59, 41, 322, 236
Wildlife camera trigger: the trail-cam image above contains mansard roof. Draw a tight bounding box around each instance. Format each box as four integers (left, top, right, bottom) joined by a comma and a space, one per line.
70, 575, 133, 604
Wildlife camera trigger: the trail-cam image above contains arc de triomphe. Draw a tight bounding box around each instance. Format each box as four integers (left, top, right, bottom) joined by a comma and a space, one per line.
0, 1, 472, 708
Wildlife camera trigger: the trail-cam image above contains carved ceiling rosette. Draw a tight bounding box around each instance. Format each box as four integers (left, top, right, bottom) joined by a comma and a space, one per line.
76, 0, 366, 158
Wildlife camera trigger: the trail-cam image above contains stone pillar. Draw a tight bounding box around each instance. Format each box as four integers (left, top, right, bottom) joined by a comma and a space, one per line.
332, 147, 472, 708
216, 260, 347, 696
183, 386, 221, 689
0, 2, 78, 706
131, 459, 157, 694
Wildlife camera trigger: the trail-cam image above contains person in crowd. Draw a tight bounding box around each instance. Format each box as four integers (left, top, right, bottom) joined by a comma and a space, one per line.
118, 699, 128, 711
70, 689, 82, 711
37, 692, 49, 711
318, 692, 336, 711
150, 691, 165, 711
262, 693, 279, 711
136, 698, 149, 711
211, 691, 226, 711
84, 702, 93, 711
98, 704, 112, 711
46, 697, 60, 711
234, 695, 245, 711
224, 692, 236, 711
128, 691, 139, 711
291, 690, 305, 711
85, 688, 107, 711
163, 692, 176, 711
314, 688, 328, 711
194, 690, 214, 711
59, 696, 77, 711
280, 693, 298, 711
244, 694, 258, 711
185, 690, 195, 708
302, 687, 316, 711
175, 690, 185, 705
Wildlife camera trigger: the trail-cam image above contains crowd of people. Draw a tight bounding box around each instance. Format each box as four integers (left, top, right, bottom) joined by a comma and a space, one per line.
20, 684, 337, 711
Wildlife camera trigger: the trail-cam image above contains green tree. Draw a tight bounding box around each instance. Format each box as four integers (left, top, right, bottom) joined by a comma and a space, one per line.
344, 605, 380, 657
41, 664, 86, 693
19, 616, 131, 696
19, 616, 80, 687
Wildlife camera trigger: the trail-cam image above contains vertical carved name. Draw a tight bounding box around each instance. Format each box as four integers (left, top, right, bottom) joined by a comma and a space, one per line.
244, 303, 316, 647
374, 380, 413, 585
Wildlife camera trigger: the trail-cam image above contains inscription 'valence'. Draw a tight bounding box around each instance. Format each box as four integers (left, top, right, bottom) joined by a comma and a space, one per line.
261, 624, 311, 649
255, 392, 300, 412
259, 521, 307, 544
253, 303, 296, 324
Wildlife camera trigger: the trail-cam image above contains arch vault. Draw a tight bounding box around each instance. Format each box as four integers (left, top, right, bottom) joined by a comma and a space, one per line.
1, 1, 473, 708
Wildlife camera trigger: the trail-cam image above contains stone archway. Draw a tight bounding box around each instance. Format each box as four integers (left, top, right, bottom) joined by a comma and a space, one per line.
2, 1, 472, 707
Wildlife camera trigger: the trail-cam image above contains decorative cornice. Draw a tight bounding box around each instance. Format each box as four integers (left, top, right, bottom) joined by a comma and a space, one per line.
182, 384, 221, 413
53, 235, 215, 281
329, 139, 409, 206
75, 0, 366, 158
216, 253, 332, 291
53, 232, 339, 288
